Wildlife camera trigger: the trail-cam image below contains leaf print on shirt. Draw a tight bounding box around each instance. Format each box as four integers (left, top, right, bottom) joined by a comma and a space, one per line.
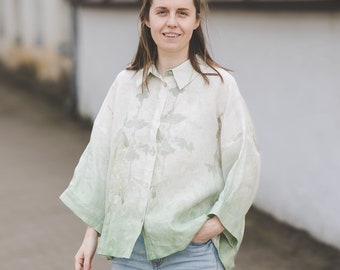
161, 113, 186, 124
125, 147, 140, 161
205, 116, 222, 176
115, 129, 129, 149
158, 139, 176, 156
156, 130, 176, 156
136, 92, 149, 103
168, 87, 181, 97
139, 144, 155, 155
214, 116, 222, 170
173, 137, 194, 152
157, 111, 193, 156
205, 150, 221, 177
125, 117, 148, 129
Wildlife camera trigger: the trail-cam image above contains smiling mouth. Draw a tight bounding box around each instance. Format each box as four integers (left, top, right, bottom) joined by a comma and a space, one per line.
163, 33, 181, 38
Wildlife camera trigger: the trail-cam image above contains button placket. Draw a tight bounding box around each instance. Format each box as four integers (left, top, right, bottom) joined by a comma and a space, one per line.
140, 79, 170, 219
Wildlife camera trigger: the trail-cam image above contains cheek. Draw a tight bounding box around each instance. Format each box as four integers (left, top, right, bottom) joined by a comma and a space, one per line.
184, 21, 199, 34
150, 24, 160, 36
148, 21, 163, 35
184, 26, 196, 39
149, 28, 162, 45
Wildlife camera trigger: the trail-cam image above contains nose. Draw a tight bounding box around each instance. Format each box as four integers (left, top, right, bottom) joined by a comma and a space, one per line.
167, 13, 178, 27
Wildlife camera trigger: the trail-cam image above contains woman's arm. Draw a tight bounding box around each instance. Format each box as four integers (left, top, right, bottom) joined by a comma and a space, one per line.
75, 226, 99, 270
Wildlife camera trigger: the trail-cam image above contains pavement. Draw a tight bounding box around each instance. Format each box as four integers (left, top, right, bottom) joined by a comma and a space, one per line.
1, 80, 340, 270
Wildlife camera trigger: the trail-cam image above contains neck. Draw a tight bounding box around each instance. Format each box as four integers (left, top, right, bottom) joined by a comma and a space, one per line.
157, 50, 189, 75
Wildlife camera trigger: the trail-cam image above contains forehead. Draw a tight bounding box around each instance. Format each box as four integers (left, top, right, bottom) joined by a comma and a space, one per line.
151, 0, 195, 9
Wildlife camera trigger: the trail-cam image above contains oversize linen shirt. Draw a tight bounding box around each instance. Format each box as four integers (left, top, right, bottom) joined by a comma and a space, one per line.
60, 59, 260, 270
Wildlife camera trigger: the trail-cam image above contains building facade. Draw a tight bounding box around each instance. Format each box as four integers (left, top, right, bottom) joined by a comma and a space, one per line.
0, 0, 73, 102
69, 0, 340, 251
1, 0, 340, 251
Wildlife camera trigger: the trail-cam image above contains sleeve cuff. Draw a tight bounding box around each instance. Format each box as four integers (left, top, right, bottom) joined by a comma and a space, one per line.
209, 201, 245, 248
59, 190, 103, 234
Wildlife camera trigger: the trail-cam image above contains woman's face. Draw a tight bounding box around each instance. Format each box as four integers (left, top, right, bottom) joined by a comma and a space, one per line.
145, 0, 200, 59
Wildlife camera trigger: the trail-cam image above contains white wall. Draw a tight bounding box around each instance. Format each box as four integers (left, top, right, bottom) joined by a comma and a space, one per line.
76, 7, 139, 118
0, 0, 17, 54
207, 10, 340, 249
75, 7, 340, 249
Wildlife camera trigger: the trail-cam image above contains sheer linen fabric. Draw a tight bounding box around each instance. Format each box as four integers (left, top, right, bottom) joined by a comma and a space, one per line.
60, 59, 260, 270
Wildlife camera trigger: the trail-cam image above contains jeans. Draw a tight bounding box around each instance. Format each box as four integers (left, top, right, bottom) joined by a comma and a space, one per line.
111, 235, 224, 270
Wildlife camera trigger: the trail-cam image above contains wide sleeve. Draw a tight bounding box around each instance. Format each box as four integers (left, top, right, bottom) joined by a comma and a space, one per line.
209, 76, 261, 248
59, 82, 116, 234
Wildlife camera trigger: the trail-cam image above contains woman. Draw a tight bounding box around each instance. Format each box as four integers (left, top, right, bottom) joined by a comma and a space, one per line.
60, 0, 260, 269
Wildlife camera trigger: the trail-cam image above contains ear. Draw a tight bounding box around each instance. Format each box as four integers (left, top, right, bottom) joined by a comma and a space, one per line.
144, 19, 151, 28
194, 16, 200, 30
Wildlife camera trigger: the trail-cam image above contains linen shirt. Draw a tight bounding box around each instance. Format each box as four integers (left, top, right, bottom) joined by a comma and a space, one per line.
60, 59, 260, 270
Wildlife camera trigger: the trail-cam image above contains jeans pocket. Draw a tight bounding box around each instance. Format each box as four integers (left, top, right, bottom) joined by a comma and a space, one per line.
189, 239, 211, 247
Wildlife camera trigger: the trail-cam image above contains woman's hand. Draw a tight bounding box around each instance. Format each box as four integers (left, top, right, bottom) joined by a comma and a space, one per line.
192, 216, 225, 243
75, 226, 99, 270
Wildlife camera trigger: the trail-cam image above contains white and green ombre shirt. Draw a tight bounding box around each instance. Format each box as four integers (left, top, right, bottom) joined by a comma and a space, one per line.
60, 59, 260, 270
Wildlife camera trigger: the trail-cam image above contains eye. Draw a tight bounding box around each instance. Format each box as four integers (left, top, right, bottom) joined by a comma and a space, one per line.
178, 10, 189, 17
156, 9, 167, 16
177, 8, 190, 18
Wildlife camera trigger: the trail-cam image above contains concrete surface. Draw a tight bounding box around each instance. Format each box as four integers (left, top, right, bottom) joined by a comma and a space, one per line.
1, 80, 339, 270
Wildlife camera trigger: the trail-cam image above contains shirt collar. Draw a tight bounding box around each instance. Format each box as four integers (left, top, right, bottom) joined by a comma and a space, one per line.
135, 59, 202, 90
171, 59, 200, 90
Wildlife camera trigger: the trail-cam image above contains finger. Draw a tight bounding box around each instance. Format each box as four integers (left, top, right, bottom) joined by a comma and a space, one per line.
75, 256, 84, 270
75, 261, 83, 270
83, 257, 92, 270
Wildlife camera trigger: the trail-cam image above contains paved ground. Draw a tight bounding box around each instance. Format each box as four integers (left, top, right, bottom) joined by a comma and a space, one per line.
1, 80, 339, 270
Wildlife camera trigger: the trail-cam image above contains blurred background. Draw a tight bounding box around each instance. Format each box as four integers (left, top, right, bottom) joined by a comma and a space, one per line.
0, 0, 340, 269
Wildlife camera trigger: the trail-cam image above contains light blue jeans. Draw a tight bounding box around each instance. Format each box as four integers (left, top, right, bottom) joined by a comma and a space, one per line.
111, 235, 224, 270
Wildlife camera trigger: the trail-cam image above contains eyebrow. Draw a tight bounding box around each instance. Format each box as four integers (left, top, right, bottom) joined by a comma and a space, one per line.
154, 6, 191, 12
177, 8, 191, 12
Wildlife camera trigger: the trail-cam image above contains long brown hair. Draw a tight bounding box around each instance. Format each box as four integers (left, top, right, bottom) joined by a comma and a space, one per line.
127, 0, 225, 90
